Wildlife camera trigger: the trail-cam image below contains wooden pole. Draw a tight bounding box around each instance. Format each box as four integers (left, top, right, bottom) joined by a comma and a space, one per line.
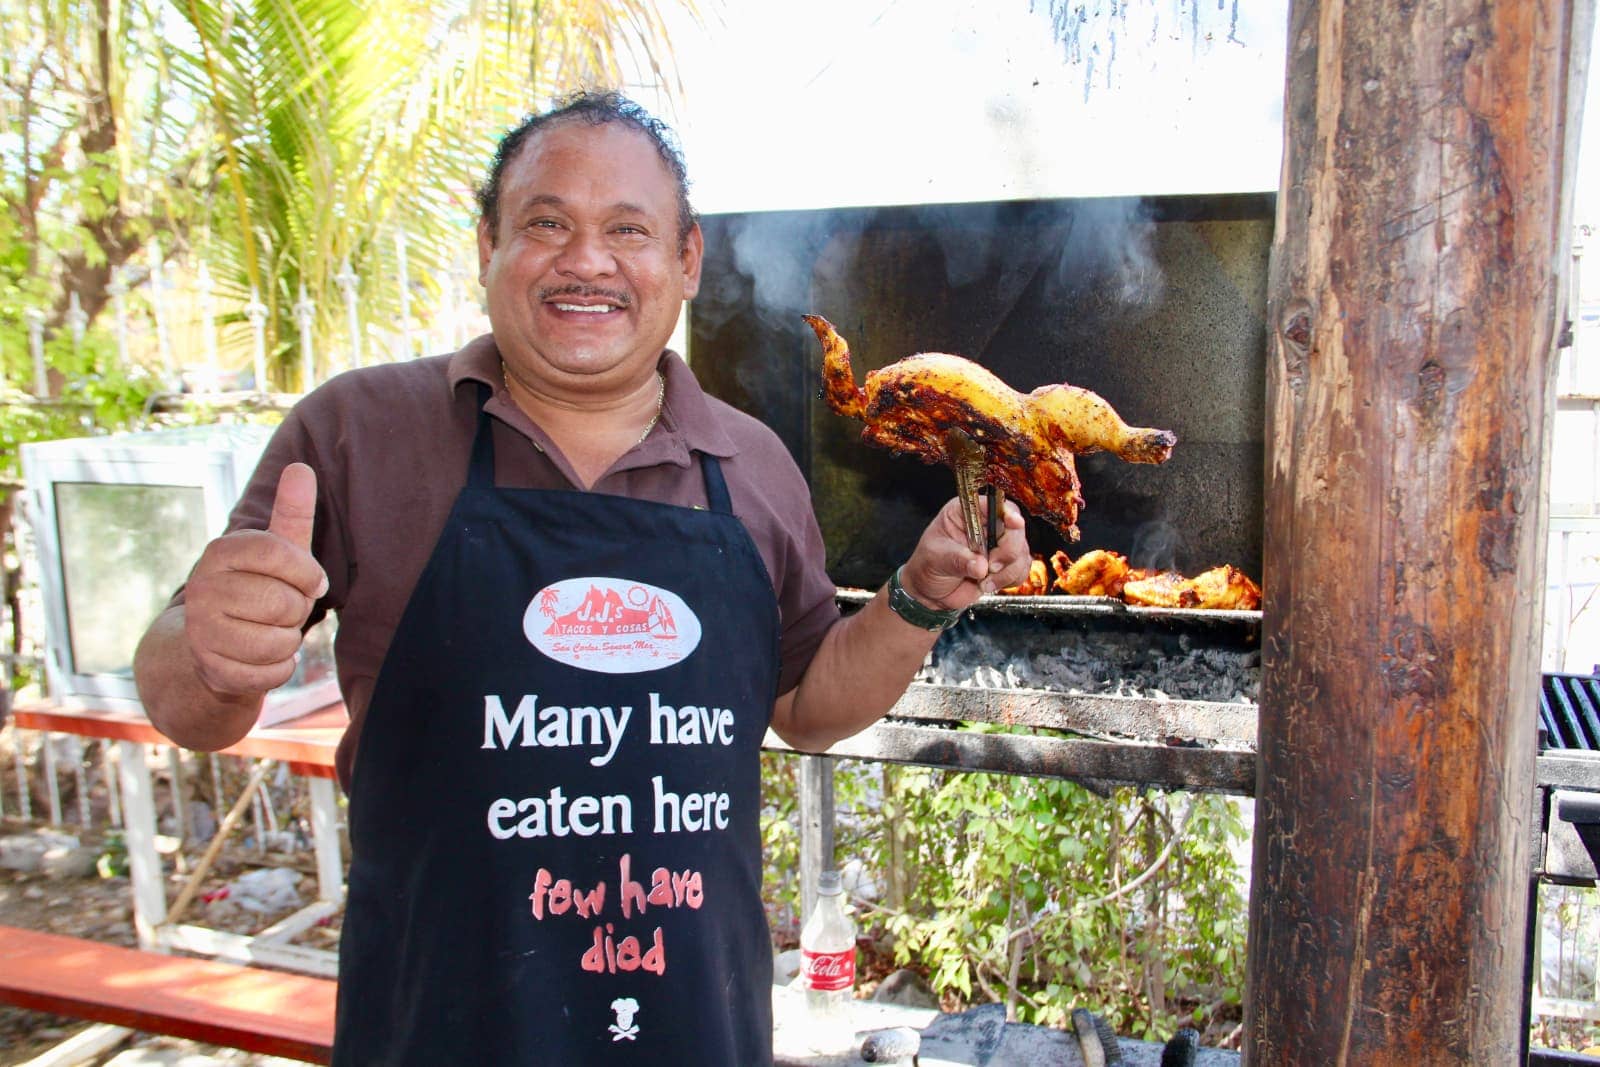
1247, 2, 1594, 1063
164, 759, 274, 926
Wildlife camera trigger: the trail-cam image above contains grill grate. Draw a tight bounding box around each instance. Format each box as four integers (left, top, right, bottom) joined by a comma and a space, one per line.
1540, 673, 1600, 751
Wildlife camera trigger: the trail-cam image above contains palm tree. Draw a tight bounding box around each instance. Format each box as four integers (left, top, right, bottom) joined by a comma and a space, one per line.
2, 0, 699, 389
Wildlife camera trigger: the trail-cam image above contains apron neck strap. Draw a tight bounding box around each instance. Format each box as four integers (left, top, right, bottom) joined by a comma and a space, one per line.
701, 448, 732, 515
467, 380, 734, 515
468, 382, 496, 488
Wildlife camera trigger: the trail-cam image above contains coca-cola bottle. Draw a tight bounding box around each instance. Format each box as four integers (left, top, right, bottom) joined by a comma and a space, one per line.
799, 868, 857, 1053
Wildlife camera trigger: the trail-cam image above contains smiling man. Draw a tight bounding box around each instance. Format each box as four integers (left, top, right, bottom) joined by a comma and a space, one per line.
133, 90, 1030, 1066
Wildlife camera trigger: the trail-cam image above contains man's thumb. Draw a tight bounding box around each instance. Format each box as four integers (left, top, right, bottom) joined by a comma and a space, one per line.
267, 462, 318, 552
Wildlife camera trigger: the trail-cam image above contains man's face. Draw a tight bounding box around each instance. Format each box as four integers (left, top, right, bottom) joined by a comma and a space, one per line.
477, 120, 702, 396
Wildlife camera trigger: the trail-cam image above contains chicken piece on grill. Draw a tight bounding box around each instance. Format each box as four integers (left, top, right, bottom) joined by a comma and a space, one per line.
1051, 548, 1133, 598
1122, 565, 1264, 610
1120, 571, 1201, 609
1001, 555, 1051, 595
1050, 551, 1071, 588
1188, 565, 1263, 610
805, 315, 1176, 542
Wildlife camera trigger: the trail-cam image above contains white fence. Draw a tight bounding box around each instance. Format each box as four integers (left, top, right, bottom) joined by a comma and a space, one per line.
13, 234, 489, 399
1548, 226, 1600, 675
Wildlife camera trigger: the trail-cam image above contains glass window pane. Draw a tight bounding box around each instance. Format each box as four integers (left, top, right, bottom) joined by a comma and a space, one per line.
54, 482, 209, 677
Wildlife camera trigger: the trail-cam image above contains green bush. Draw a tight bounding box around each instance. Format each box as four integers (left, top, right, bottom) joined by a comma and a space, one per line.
761, 734, 1249, 1040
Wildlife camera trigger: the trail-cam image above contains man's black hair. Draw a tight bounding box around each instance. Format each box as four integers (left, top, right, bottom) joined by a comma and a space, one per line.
477, 89, 698, 249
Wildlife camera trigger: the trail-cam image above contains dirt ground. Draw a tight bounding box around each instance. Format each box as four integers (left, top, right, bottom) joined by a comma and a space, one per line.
1, 841, 137, 1065
0, 816, 335, 1067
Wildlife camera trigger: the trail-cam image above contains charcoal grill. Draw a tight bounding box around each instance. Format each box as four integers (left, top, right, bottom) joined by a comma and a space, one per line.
693, 192, 1271, 793
784, 589, 1263, 795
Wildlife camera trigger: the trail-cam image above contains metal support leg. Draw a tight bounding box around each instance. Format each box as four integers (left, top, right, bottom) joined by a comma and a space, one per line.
308, 776, 344, 903
117, 740, 167, 950
798, 754, 836, 926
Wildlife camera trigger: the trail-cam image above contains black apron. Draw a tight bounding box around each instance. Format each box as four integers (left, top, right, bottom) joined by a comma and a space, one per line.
334, 387, 780, 1065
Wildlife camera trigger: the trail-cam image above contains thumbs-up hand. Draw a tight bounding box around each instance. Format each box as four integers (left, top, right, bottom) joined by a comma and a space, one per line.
182, 463, 329, 700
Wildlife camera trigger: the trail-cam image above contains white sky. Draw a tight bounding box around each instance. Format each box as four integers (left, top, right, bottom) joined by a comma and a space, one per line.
644, 0, 1288, 211
637, 1, 1597, 229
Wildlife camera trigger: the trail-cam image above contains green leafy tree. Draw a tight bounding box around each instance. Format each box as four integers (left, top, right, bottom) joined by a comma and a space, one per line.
2, 0, 698, 393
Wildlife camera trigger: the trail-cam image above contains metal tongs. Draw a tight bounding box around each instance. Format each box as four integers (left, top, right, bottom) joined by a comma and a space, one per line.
944, 427, 1003, 554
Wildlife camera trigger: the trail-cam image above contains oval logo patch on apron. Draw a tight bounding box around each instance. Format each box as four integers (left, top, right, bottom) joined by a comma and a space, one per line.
524, 576, 703, 673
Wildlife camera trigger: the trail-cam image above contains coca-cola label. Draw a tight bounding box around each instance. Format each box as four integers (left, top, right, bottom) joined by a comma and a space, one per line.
801, 948, 856, 992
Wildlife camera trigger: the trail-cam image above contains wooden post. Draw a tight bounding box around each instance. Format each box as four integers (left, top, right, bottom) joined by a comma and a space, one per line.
1248, 2, 1593, 1064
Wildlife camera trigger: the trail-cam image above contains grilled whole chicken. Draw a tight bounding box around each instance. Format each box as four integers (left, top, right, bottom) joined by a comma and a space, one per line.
805, 315, 1176, 541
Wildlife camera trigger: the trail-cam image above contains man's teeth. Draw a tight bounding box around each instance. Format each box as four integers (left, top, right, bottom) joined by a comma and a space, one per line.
554, 303, 616, 313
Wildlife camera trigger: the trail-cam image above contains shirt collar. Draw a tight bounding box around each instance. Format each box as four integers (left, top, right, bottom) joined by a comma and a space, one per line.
447, 333, 740, 465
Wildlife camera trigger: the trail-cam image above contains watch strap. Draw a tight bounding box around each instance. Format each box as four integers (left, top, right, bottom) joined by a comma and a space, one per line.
887, 566, 963, 631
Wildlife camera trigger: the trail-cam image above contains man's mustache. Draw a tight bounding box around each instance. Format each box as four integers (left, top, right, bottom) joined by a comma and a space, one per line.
538, 285, 632, 307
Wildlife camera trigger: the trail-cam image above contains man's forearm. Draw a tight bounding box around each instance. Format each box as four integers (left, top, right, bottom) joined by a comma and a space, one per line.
133, 605, 266, 751
768, 495, 1030, 752
769, 584, 943, 752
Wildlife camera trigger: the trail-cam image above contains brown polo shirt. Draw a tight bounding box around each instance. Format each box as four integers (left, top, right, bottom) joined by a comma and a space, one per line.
202, 335, 840, 787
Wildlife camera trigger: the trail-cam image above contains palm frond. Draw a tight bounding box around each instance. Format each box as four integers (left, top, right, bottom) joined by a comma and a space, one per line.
6, 0, 703, 389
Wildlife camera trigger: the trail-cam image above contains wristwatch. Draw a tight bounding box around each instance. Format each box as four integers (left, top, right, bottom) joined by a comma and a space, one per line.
886, 566, 963, 631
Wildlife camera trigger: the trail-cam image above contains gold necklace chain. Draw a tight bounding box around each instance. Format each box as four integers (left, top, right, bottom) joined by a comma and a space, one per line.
635, 371, 665, 446
500, 361, 664, 448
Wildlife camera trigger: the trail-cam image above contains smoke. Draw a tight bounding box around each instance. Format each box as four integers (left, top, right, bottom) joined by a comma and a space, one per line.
974, 92, 1165, 309
691, 192, 1165, 409
936, 225, 1000, 290
688, 209, 861, 413
689, 209, 853, 338
899, 197, 1165, 321
1129, 518, 1185, 571
731, 213, 839, 316
905, 199, 1027, 296
1049, 196, 1164, 311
